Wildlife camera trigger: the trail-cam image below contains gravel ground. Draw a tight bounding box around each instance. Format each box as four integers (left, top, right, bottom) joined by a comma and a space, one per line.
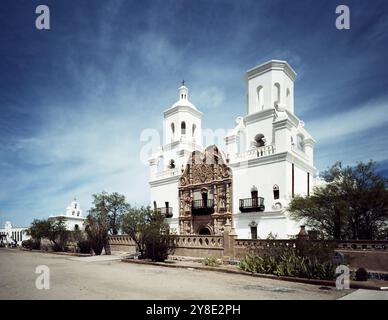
0, 248, 354, 300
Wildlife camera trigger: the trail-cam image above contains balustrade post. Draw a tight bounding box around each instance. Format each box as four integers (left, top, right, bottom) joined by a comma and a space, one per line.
223, 220, 237, 260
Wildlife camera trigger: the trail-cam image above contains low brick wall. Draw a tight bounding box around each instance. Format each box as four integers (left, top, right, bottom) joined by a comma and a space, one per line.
108, 234, 388, 271
109, 235, 136, 253
172, 235, 224, 258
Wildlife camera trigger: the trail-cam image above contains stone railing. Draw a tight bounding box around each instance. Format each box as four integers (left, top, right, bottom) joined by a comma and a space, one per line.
172, 235, 224, 258
235, 145, 275, 161
108, 234, 388, 260
108, 235, 136, 253
335, 240, 388, 251
109, 235, 135, 245
172, 235, 223, 249
235, 239, 297, 250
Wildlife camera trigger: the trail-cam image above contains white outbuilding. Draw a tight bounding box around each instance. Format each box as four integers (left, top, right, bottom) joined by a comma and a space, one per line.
48, 198, 86, 231
0, 221, 30, 246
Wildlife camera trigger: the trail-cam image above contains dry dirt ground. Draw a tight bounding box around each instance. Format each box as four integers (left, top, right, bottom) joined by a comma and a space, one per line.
0, 248, 358, 300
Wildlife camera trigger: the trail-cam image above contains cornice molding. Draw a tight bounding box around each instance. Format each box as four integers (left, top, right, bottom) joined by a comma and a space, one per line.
272, 118, 294, 130
246, 60, 297, 82
149, 175, 180, 187
244, 108, 276, 124
229, 151, 316, 174
164, 105, 203, 118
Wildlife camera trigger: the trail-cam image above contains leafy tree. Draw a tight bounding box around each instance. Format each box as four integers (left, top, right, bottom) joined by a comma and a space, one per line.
48, 218, 70, 251
27, 218, 69, 251
289, 160, 388, 240
27, 219, 52, 247
85, 201, 110, 255
120, 205, 151, 258
121, 204, 175, 261
91, 191, 129, 235
143, 209, 175, 261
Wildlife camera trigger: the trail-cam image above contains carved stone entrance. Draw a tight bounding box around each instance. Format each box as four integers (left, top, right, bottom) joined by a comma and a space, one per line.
178, 145, 232, 235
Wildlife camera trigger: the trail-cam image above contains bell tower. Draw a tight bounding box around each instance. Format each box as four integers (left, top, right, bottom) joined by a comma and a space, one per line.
246, 60, 296, 115
163, 82, 203, 146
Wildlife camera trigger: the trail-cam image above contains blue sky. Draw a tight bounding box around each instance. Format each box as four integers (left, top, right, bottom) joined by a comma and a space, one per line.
1, 0, 388, 227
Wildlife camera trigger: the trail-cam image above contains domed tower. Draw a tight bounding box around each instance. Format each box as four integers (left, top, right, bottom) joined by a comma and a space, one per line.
149, 82, 203, 176
164, 82, 202, 146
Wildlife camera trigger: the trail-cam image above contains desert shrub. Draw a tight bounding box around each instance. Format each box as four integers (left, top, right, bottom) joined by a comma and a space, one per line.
22, 239, 41, 250
143, 218, 175, 262
77, 240, 92, 254
239, 252, 265, 273
144, 236, 170, 262
202, 257, 221, 267
121, 206, 175, 262
239, 248, 337, 280
355, 267, 368, 281
52, 243, 64, 252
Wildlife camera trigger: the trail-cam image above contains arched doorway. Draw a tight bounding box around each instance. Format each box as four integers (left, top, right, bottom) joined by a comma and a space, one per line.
198, 226, 211, 235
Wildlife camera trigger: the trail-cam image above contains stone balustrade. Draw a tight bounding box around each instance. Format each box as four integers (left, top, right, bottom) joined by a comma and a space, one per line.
171, 235, 223, 249
108, 235, 135, 245
235, 145, 275, 161
335, 240, 387, 251
108, 234, 388, 260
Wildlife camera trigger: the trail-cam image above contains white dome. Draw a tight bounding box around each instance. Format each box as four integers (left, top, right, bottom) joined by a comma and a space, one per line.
169, 83, 198, 110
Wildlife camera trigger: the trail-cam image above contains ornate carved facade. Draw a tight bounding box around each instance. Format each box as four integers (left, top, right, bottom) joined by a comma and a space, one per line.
178, 145, 232, 235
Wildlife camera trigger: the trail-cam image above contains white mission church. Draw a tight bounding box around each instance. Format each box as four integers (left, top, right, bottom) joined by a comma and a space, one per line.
148, 60, 318, 239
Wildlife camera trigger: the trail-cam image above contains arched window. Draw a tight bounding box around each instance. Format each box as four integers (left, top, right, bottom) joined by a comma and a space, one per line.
192, 124, 196, 137
274, 83, 281, 107
171, 123, 175, 136
273, 185, 279, 200
254, 133, 265, 147
74, 224, 79, 231
181, 121, 186, 135
256, 86, 264, 111
297, 134, 304, 151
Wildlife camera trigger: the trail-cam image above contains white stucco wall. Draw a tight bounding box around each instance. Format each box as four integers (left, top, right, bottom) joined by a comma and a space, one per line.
150, 178, 180, 219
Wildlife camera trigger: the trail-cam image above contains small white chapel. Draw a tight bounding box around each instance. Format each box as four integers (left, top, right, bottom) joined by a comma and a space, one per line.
48, 198, 86, 231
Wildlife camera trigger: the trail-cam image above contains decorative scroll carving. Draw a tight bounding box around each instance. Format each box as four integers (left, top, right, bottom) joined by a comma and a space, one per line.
192, 164, 214, 184
178, 145, 233, 236
218, 187, 226, 211
183, 192, 192, 213
179, 146, 231, 187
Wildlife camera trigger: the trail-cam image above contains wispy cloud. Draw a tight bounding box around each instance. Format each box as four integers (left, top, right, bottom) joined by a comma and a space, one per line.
1, 0, 388, 226
308, 97, 388, 143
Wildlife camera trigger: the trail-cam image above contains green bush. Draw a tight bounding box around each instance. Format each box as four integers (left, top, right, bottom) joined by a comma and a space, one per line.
52, 243, 64, 252
22, 239, 41, 250
77, 240, 92, 254
144, 235, 171, 262
202, 257, 221, 267
239, 250, 337, 280
239, 253, 264, 273
355, 267, 368, 281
